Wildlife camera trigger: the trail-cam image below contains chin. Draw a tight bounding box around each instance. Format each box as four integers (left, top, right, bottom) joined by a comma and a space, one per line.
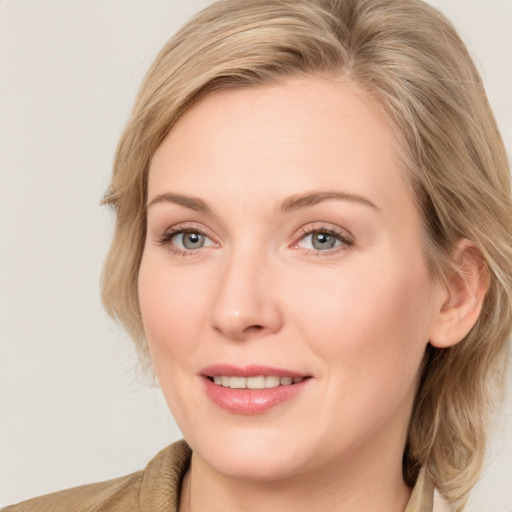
207, 449, 310, 483
188, 425, 316, 482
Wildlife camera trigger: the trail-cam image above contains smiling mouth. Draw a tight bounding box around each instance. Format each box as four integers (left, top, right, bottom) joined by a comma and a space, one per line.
209, 375, 306, 389
202, 368, 312, 414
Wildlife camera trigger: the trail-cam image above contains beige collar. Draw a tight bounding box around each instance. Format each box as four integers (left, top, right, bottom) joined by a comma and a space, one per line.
404, 467, 435, 512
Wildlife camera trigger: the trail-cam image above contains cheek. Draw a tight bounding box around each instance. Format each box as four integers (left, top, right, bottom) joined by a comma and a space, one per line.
138, 254, 210, 364
138, 253, 214, 425
284, 258, 434, 443
286, 254, 434, 383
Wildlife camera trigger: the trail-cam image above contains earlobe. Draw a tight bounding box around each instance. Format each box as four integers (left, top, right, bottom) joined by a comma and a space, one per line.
429, 239, 489, 349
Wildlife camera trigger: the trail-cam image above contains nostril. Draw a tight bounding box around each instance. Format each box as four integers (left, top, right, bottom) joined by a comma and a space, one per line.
246, 324, 264, 332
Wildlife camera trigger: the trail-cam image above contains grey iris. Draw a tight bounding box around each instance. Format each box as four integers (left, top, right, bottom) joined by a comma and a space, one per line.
312, 232, 337, 250
183, 232, 205, 249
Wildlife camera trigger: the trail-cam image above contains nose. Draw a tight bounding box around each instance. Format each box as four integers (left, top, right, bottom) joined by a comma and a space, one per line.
210, 247, 283, 341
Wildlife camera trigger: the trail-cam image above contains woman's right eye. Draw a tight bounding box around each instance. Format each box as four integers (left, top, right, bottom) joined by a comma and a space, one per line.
159, 227, 216, 253
172, 231, 208, 250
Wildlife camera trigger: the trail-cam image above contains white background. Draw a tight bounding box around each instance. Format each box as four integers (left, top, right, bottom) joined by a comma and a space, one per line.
1, 1, 511, 509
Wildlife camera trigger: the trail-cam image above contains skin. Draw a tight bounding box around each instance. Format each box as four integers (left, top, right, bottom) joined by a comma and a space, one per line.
139, 76, 450, 512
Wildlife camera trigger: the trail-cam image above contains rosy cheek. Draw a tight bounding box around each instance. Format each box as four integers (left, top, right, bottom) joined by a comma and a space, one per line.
290, 258, 428, 363
139, 262, 174, 353
139, 259, 208, 355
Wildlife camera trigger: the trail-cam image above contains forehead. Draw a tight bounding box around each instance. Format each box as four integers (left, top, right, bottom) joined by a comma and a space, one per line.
148, 76, 412, 221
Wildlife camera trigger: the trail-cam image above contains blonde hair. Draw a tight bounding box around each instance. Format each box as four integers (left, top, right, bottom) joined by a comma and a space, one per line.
102, 0, 512, 508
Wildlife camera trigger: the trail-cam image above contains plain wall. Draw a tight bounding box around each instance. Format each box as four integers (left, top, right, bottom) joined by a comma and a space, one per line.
1, 0, 511, 509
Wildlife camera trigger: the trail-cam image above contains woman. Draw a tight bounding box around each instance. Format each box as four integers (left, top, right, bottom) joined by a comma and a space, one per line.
4, 0, 511, 511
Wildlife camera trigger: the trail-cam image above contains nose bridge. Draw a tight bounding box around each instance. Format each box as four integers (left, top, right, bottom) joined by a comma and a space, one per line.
210, 237, 282, 340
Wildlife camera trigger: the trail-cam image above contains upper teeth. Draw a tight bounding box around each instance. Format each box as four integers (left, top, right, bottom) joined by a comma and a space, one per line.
213, 375, 304, 389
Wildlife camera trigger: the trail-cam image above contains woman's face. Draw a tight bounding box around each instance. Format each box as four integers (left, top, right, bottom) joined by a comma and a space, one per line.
139, 77, 444, 482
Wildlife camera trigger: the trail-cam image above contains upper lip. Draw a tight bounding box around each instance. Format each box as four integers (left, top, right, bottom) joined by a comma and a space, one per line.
201, 364, 309, 379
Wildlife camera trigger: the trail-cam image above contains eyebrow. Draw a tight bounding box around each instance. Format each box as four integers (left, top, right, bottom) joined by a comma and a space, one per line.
147, 193, 211, 213
147, 190, 379, 214
279, 190, 379, 213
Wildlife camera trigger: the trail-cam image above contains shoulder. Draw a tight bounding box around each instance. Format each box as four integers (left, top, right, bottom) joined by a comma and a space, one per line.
2, 440, 191, 512
1, 472, 142, 512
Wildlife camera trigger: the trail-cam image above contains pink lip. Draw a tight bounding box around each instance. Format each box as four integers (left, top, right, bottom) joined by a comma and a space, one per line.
201, 365, 312, 415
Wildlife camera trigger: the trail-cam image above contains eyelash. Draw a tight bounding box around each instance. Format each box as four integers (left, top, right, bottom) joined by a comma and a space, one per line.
157, 223, 354, 257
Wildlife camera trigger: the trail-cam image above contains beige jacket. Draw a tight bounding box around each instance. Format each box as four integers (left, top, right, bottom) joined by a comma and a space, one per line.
3, 440, 442, 512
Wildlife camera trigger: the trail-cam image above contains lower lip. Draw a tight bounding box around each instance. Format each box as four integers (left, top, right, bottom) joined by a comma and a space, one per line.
202, 377, 310, 415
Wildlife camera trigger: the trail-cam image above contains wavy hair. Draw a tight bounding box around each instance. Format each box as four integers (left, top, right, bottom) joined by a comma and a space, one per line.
101, 1, 512, 508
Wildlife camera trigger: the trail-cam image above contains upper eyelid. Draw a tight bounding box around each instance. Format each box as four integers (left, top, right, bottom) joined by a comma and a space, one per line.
294, 223, 354, 241
161, 222, 209, 236
152, 218, 221, 239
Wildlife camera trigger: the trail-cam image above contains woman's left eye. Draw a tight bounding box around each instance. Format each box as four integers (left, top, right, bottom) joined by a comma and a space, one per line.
296, 228, 353, 253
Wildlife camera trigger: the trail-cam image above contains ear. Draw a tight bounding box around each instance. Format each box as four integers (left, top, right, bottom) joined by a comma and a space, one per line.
429, 239, 489, 349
